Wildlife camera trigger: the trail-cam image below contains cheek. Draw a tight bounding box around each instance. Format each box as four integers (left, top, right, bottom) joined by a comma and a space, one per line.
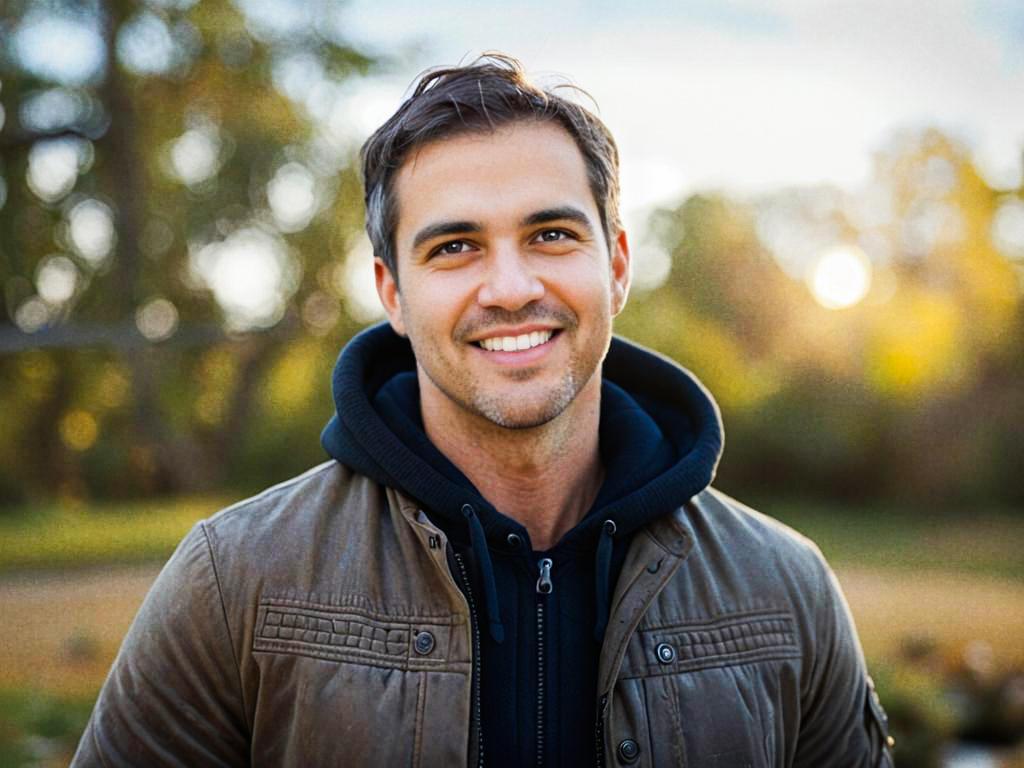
555, 269, 614, 315
400, 277, 469, 335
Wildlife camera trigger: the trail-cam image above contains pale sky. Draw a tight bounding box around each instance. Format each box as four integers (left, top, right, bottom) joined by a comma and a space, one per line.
12, 0, 1024, 214
340, 0, 1024, 218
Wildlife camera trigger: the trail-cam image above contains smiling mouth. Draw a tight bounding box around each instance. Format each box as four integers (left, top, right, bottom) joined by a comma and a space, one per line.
474, 329, 556, 352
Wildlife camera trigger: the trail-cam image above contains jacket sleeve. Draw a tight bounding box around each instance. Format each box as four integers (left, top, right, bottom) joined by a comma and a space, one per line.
793, 557, 894, 768
71, 522, 250, 767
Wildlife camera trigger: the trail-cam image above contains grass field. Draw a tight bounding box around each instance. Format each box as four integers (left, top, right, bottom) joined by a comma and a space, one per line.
0, 496, 1022, 766
767, 499, 1024, 581
0, 496, 227, 572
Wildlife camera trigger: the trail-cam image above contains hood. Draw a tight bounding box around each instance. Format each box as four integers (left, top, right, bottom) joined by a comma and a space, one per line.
321, 322, 724, 641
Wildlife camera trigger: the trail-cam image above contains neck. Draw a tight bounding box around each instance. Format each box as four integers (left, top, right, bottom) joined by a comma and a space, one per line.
421, 375, 604, 551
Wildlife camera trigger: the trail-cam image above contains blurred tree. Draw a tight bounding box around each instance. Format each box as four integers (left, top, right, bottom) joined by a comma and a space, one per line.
2, 3, 1021, 509
618, 129, 1023, 504
0, 0, 378, 502
861, 131, 1024, 501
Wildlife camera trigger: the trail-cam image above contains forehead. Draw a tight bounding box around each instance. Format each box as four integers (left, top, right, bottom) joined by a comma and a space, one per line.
392, 121, 598, 246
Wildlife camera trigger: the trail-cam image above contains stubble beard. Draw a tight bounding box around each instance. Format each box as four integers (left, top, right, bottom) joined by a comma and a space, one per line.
415, 335, 595, 431
409, 301, 607, 431
469, 367, 582, 430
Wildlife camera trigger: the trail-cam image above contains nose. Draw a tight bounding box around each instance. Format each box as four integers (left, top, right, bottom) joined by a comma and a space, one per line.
476, 245, 544, 310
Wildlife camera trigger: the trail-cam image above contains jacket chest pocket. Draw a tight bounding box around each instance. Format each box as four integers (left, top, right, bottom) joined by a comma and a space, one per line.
611, 610, 802, 768
250, 599, 472, 767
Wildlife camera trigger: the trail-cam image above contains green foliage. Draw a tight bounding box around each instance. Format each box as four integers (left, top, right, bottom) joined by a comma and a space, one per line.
0, 688, 94, 767
0, 0, 381, 501
1, 2, 1022, 507
618, 132, 1024, 505
0, 497, 222, 570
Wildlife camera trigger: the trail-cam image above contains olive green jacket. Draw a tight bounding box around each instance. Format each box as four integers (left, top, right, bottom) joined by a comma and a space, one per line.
72, 460, 893, 766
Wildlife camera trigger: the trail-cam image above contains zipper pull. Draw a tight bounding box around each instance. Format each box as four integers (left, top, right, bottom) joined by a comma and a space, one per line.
536, 558, 553, 594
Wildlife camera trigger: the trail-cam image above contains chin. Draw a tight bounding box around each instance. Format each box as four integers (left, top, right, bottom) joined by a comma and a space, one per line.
470, 376, 581, 430
477, 408, 560, 431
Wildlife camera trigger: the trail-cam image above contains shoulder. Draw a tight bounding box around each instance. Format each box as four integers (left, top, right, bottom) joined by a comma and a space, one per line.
658, 487, 840, 626
686, 487, 830, 580
194, 460, 406, 591
202, 460, 386, 545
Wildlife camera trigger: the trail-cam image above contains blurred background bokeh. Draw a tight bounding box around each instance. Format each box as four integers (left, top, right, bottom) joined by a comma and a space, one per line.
1, 1, 1023, 765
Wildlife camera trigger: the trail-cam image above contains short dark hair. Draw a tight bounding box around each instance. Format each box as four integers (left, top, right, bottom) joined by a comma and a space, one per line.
360, 53, 622, 282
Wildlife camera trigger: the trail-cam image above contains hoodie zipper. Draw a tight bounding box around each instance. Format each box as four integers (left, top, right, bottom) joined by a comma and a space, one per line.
595, 693, 609, 768
453, 551, 484, 768
535, 557, 553, 767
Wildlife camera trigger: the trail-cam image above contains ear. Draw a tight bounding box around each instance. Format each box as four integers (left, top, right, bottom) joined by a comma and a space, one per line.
374, 258, 407, 336
609, 229, 631, 316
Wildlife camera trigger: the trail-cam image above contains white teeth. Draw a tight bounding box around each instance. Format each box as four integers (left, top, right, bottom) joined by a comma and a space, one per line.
478, 330, 553, 352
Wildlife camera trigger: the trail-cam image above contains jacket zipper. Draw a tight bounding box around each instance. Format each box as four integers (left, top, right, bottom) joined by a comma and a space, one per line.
453, 551, 484, 768
535, 557, 553, 767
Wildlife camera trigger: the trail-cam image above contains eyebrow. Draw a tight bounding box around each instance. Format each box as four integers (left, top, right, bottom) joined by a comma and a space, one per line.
411, 220, 482, 251
521, 206, 595, 234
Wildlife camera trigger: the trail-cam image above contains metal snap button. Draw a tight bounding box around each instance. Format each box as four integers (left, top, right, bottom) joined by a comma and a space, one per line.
617, 738, 640, 764
414, 630, 435, 655
655, 642, 676, 664
506, 533, 522, 548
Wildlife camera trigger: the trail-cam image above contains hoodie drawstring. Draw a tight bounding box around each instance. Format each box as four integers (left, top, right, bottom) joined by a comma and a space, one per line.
462, 503, 505, 644
594, 519, 616, 643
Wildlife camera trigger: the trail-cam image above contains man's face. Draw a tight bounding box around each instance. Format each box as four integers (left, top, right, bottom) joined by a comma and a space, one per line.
375, 120, 630, 431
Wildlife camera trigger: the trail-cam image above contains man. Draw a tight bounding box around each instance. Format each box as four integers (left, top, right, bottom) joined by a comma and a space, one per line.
73, 55, 893, 767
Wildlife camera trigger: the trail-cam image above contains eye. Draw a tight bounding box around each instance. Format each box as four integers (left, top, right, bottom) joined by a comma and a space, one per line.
434, 240, 471, 256
535, 229, 572, 243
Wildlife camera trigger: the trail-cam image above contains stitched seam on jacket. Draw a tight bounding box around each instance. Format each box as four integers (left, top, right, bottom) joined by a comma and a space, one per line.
621, 651, 803, 679
250, 642, 469, 673
640, 521, 688, 557
258, 596, 456, 621
662, 620, 795, 657
603, 561, 679, 695
199, 521, 249, 733
647, 608, 793, 628
632, 610, 800, 677
413, 670, 427, 768
255, 603, 454, 658
662, 676, 686, 767
254, 629, 451, 666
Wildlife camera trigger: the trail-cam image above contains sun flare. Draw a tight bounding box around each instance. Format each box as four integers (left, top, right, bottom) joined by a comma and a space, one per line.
808, 245, 872, 310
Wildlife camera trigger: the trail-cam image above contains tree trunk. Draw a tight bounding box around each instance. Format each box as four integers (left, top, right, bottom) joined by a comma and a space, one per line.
97, 0, 222, 493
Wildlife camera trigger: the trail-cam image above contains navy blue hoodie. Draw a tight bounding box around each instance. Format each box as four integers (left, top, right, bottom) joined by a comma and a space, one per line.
322, 323, 723, 766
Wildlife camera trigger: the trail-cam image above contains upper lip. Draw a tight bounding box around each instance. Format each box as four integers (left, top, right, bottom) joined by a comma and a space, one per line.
467, 324, 559, 343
